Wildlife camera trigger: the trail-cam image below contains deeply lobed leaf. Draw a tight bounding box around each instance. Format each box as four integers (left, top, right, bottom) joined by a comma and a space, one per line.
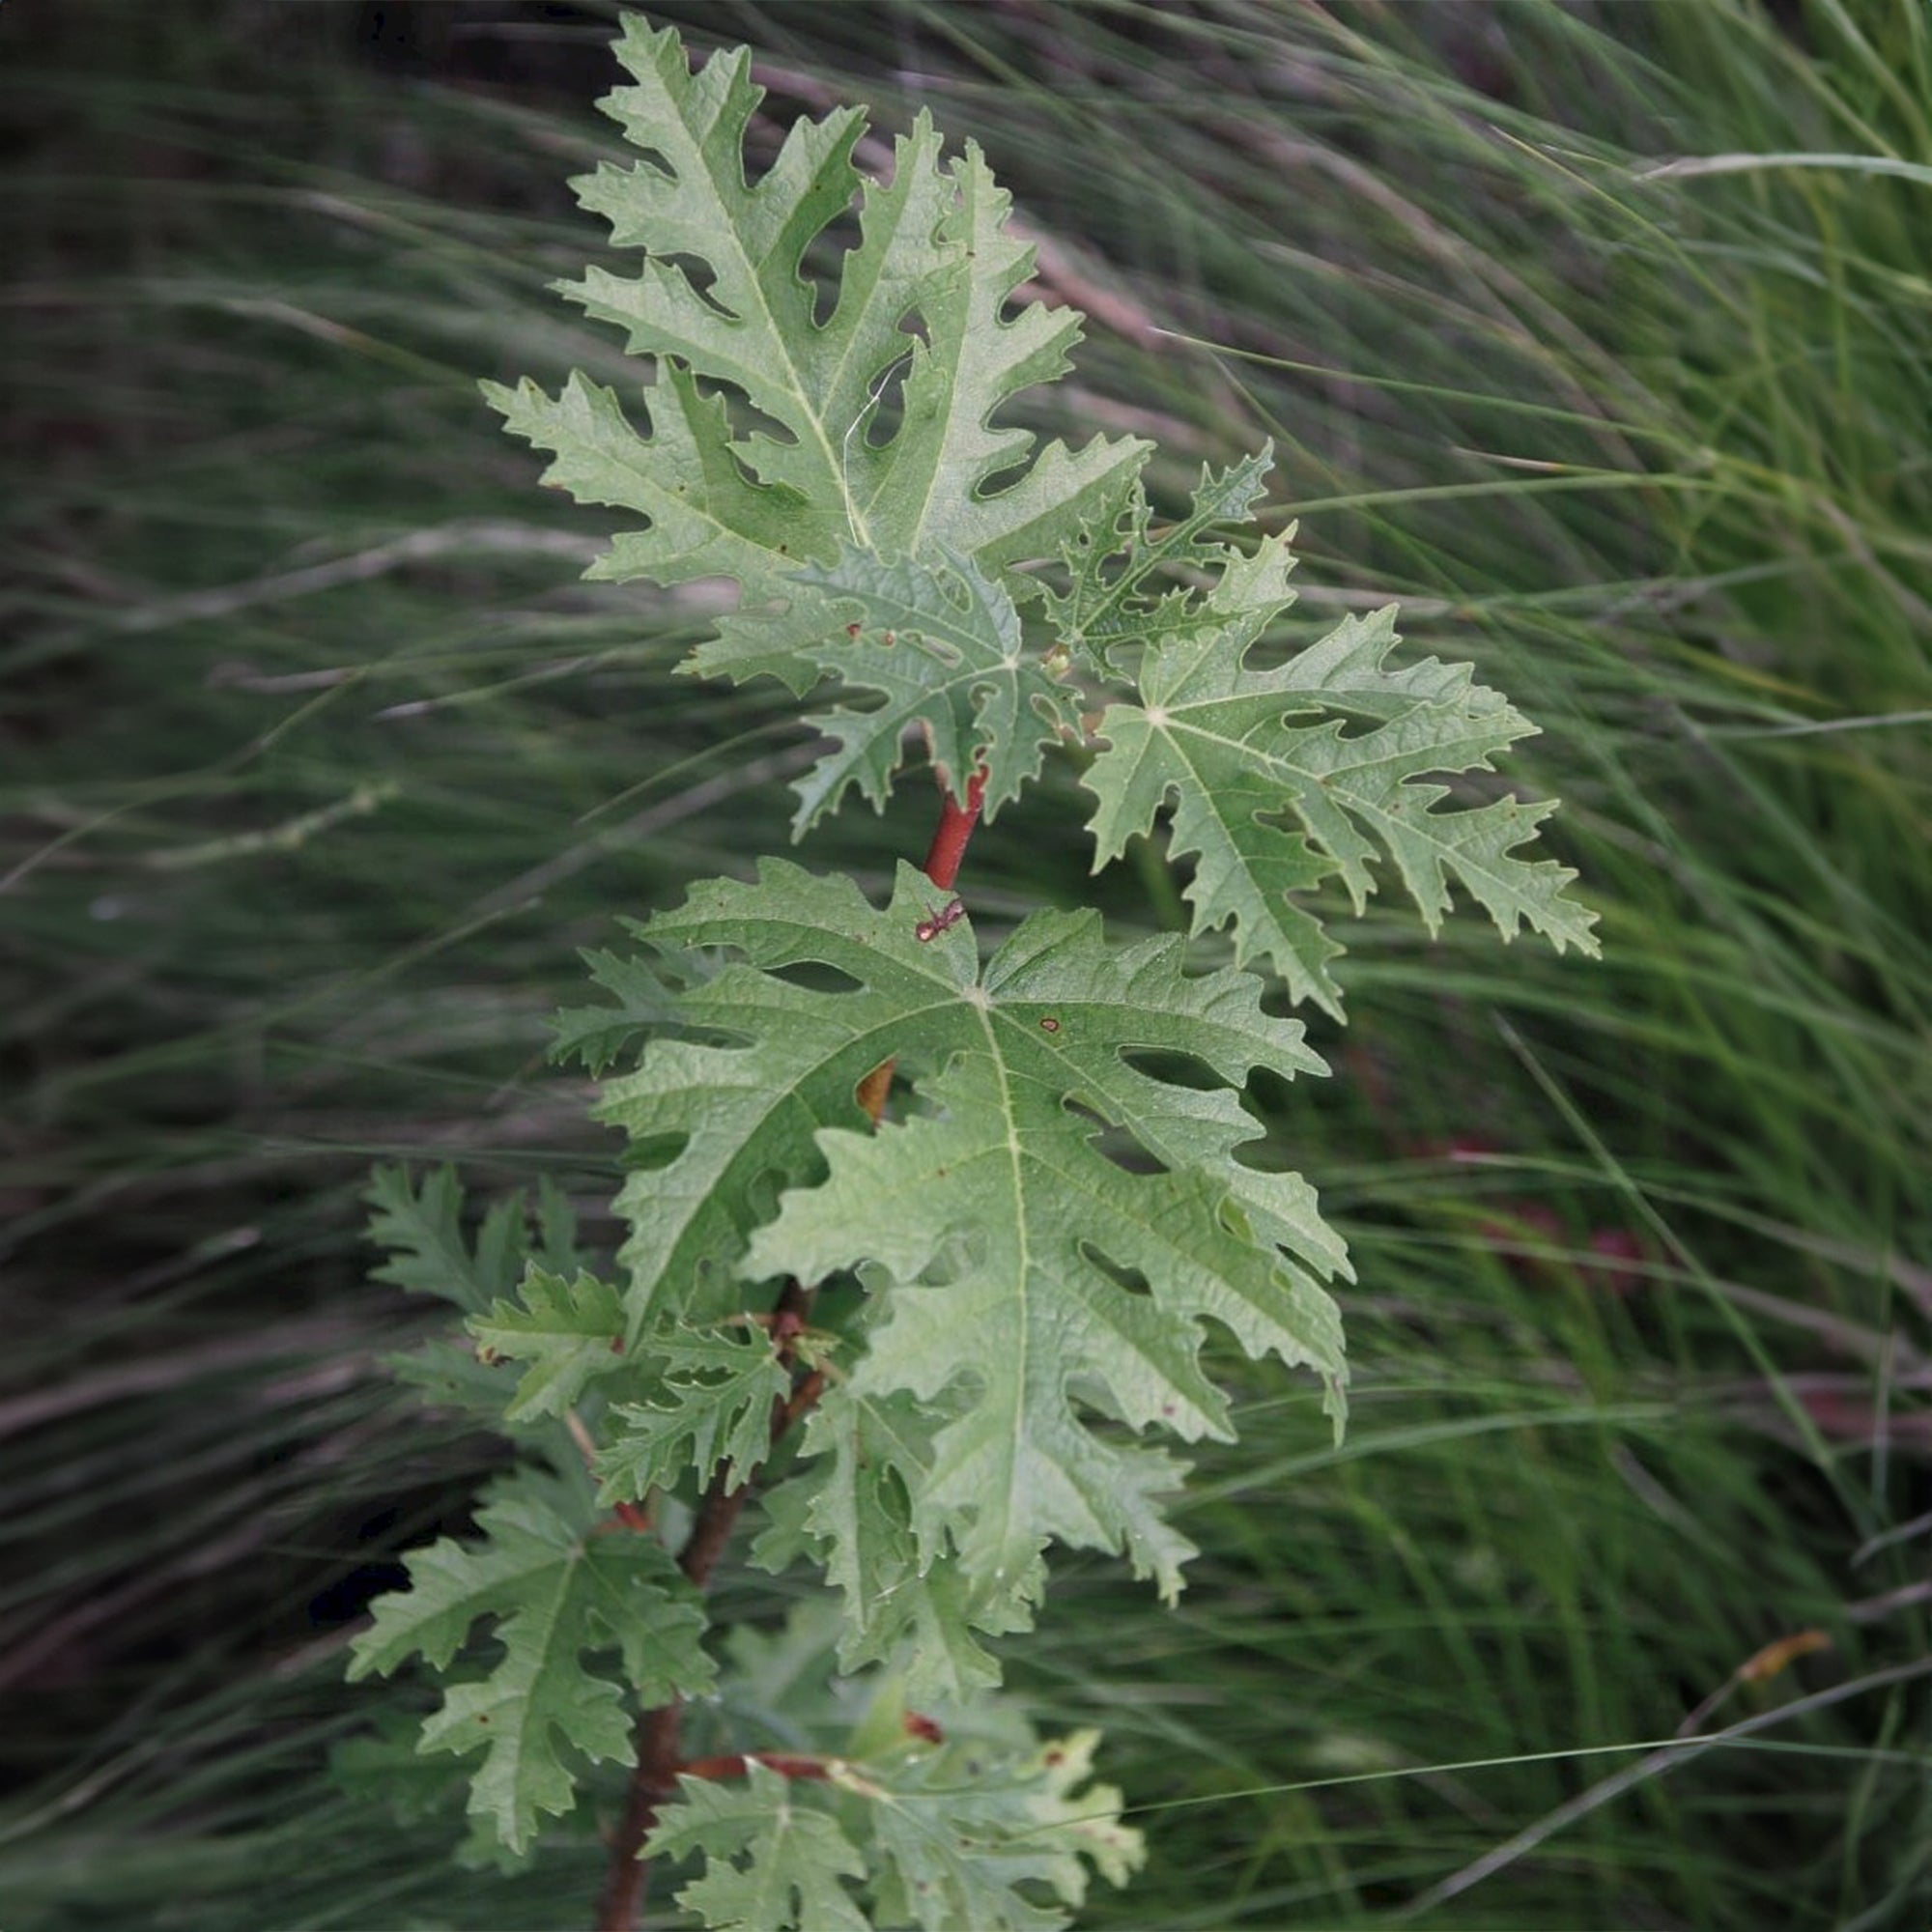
471, 1265, 627, 1421
366, 1165, 529, 1316
649, 1762, 871, 1932
783, 545, 1077, 834
753, 1387, 1035, 1705
597, 1322, 792, 1499
645, 1630, 1143, 1932
1074, 459, 1602, 1012
856, 1727, 1143, 1932
486, 16, 1146, 820
639, 862, 1345, 1631
346, 1469, 715, 1853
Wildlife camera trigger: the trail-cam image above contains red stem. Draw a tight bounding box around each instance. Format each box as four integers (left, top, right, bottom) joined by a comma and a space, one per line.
922, 768, 985, 892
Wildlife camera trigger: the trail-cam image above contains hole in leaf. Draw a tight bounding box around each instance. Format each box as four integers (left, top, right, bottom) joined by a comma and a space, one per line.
862, 338, 917, 449
1061, 1093, 1167, 1174
917, 1228, 980, 1289
621, 1131, 688, 1174
1079, 1240, 1152, 1298
660, 251, 735, 320
1228, 1136, 1295, 1179
1244, 1061, 1306, 1116
766, 960, 865, 995
691, 373, 797, 451
1121, 1047, 1227, 1093
975, 456, 1030, 500
807, 208, 865, 327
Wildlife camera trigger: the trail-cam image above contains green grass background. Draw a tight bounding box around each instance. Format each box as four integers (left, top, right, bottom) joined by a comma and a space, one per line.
4, 1, 1927, 1926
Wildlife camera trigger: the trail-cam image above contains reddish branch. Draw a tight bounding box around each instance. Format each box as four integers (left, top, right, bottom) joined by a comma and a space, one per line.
922, 768, 986, 892
854, 768, 985, 1125
594, 772, 985, 1932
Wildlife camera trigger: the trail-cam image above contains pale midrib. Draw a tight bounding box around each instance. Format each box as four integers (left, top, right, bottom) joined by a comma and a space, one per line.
492, 1546, 584, 1833
688, 120, 868, 548
977, 998, 1034, 1584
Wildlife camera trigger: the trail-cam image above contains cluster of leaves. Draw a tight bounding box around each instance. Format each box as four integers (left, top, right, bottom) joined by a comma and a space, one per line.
348, 17, 1594, 1929
349, 1171, 1149, 1925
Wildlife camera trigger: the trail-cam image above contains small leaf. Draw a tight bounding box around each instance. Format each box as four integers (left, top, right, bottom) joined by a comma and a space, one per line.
755, 1387, 1035, 1704
469, 1267, 627, 1421
1075, 460, 1600, 1012
783, 545, 1078, 833
857, 1728, 1144, 1932
1043, 447, 1276, 676
597, 1323, 791, 1498
366, 1167, 527, 1315
347, 1471, 715, 1853
648, 1761, 870, 1932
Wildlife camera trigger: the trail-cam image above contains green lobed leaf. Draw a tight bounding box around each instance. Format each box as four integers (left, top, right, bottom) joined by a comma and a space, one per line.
710, 862, 1345, 1622
366, 1165, 528, 1316
345, 1469, 715, 1854
486, 16, 1146, 812
647, 1762, 871, 1932
1074, 460, 1601, 1013
366, 1168, 588, 1316
851, 1727, 1144, 1932
469, 1266, 628, 1422
645, 1728, 1140, 1932
1043, 446, 1278, 677
550, 940, 681, 1075
753, 1386, 1036, 1705
593, 856, 1344, 1343
783, 545, 1079, 835
596, 1322, 792, 1499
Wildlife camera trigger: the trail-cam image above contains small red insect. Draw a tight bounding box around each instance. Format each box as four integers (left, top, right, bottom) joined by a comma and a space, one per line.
914, 895, 966, 943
